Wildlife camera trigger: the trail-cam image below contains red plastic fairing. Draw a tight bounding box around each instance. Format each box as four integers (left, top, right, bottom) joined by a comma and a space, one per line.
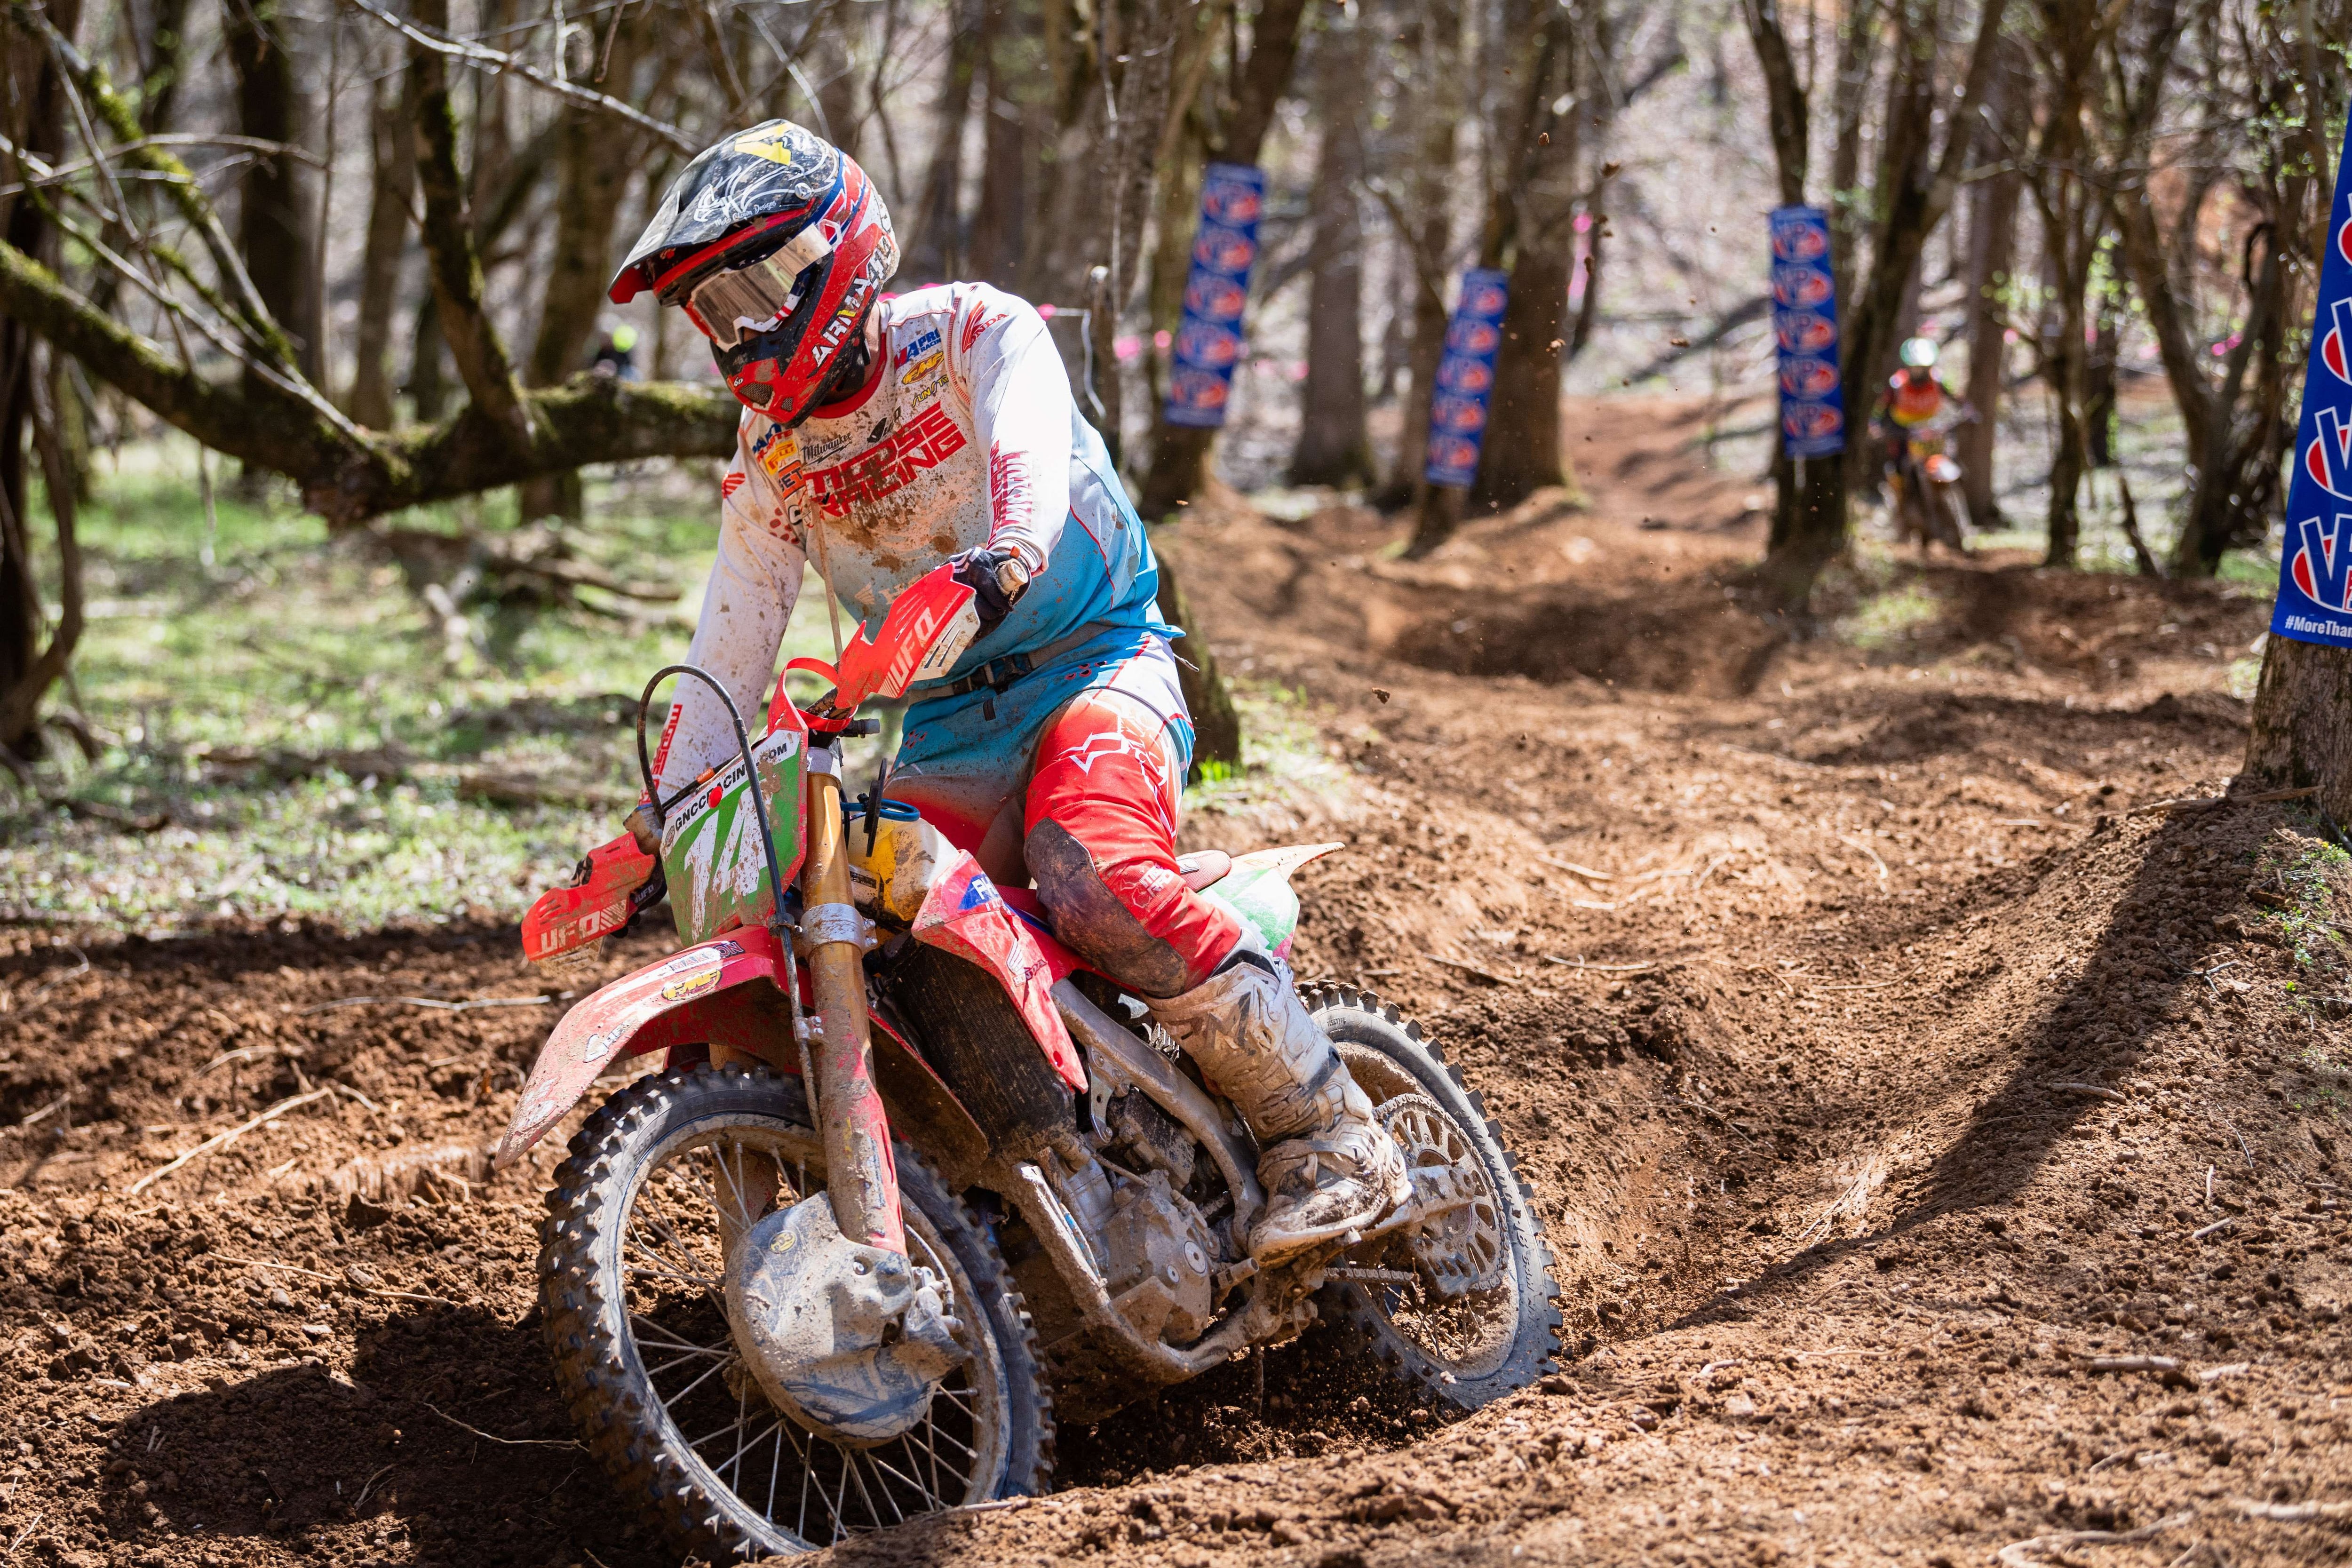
908, 854, 1085, 1091
492, 928, 795, 1169
785, 562, 980, 713
520, 833, 657, 961
995, 888, 1088, 985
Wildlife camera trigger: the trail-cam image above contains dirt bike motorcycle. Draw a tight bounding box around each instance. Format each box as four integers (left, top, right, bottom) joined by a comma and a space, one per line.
1883, 409, 1971, 556
494, 569, 1561, 1560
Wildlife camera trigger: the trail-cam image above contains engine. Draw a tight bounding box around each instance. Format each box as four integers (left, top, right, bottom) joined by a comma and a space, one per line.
1096, 1168, 1218, 1345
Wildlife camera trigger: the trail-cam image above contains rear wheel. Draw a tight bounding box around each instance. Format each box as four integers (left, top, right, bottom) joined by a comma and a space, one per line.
538, 1066, 1054, 1560
1306, 987, 1561, 1410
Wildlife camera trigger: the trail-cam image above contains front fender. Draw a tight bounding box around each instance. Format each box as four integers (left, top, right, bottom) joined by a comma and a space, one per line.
492, 928, 795, 1170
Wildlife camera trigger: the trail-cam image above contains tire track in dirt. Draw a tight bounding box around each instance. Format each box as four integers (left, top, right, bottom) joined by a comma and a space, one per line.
2, 426, 2345, 1566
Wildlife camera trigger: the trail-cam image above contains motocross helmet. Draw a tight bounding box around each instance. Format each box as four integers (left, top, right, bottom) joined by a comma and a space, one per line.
1899, 336, 1939, 369
608, 120, 898, 424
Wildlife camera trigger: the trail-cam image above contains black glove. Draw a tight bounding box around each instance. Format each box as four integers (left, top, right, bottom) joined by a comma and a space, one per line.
950, 547, 1028, 636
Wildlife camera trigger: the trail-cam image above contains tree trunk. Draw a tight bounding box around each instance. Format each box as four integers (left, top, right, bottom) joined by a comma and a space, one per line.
1959, 145, 2020, 529
223, 0, 319, 382
906, 0, 983, 285
130, 0, 192, 134
1471, 249, 1568, 508
972, 2, 1026, 290
1136, 0, 1311, 514
1288, 23, 1370, 488
2042, 315, 2087, 568
2247, 637, 2352, 824
409, 0, 534, 456
1154, 556, 1240, 774
1741, 0, 1835, 584
2085, 305, 2118, 469
817, 22, 860, 157
350, 68, 417, 430
519, 18, 642, 521
1, 0, 84, 755
1371, 0, 1465, 510
408, 297, 449, 424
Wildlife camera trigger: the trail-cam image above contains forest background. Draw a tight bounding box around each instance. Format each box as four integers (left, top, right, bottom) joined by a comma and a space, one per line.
0, 0, 2348, 925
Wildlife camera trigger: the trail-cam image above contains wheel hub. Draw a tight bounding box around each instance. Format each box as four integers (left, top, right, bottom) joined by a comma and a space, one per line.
723, 1193, 970, 1447
1377, 1093, 1508, 1297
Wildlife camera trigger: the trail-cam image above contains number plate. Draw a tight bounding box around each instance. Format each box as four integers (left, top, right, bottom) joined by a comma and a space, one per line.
660, 729, 806, 945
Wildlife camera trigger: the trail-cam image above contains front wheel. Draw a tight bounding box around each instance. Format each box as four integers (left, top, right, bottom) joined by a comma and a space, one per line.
1307, 987, 1562, 1411
538, 1066, 1054, 1560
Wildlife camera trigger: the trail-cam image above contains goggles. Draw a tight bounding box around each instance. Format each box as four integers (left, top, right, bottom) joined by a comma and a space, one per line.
675, 225, 835, 349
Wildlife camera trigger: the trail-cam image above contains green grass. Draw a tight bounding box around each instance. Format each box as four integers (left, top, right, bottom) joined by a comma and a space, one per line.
1834, 580, 1945, 650
1, 439, 863, 933
2254, 825, 2352, 976
1184, 678, 1352, 819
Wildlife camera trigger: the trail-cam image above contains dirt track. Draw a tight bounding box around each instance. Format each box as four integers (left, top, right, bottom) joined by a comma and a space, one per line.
3, 398, 2348, 1568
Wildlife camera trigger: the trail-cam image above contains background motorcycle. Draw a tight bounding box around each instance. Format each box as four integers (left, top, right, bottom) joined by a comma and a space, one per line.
1883, 409, 1972, 555
497, 573, 1561, 1560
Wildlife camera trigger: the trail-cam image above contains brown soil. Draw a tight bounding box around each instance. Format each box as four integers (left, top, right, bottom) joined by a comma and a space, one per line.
4, 396, 2347, 1568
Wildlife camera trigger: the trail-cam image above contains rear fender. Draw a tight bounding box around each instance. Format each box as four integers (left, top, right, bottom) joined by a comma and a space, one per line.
1203, 842, 1344, 962
492, 928, 795, 1170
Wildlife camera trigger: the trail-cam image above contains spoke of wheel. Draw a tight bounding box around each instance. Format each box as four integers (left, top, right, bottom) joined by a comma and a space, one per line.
625, 1260, 725, 1294
645, 1346, 734, 1379
919, 1418, 978, 1461
686, 1400, 755, 1460
845, 1443, 890, 1528
723, 1413, 783, 1487
662, 1355, 736, 1414
630, 1313, 731, 1355
765, 1419, 783, 1522
795, 1420, 816, 1544
831, 1441, 855, 1541
903, 1414, 956, 1500
634, 1210, 723, 1292
719, 1386, 749, 1480
862, 1443, 929, 1515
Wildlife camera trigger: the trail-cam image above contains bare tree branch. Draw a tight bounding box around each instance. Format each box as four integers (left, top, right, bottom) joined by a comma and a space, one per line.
341, 0, 697, 153
0, 235, 737, 524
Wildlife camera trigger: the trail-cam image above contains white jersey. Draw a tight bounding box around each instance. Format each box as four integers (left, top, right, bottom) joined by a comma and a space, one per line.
657, 283, 1162, 794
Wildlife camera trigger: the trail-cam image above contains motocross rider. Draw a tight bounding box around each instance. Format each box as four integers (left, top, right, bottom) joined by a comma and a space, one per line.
604, 120, 1410, 1265
1876, 335, 1957, 462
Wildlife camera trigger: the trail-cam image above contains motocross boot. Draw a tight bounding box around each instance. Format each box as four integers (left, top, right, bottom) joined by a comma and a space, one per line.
1148, 944, 1413, 1263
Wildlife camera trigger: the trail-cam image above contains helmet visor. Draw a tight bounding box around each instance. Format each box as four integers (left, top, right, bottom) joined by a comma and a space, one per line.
679, 227, 834, 349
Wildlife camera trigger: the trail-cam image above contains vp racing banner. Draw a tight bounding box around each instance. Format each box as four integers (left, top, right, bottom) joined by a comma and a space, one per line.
1162, 163, 1266, 430
1769, 205, 1845, 459
2269, 120, 2352, 648
1423, 268, 1511, 489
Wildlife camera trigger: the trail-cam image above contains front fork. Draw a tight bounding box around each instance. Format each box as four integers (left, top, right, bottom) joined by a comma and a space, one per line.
795, 742, 907, 1255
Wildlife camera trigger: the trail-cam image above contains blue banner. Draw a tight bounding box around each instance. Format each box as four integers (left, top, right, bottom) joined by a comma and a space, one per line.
1769, 205, 1845, 459
1423, 268, 1511, 489
1162, 163, 1266, 430
2271, 122, 2352, 648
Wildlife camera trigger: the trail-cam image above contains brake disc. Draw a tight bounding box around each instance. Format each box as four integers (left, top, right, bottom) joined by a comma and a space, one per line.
1377, 1092, 1509, 1298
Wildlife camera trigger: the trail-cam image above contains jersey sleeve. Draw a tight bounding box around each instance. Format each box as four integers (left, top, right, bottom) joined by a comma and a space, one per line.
652, 432, 808, 796
949, 286, 1075, 578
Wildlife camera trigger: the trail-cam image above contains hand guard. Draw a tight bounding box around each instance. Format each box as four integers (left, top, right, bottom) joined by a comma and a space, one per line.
786, 560, 982, 715
520, 831, 664, 979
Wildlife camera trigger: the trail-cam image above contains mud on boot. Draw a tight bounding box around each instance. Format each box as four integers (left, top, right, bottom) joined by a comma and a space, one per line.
1144, 941, 1414, 1263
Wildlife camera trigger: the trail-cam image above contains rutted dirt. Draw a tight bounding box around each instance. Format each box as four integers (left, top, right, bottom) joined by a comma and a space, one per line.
3, 397, 2348, 1567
